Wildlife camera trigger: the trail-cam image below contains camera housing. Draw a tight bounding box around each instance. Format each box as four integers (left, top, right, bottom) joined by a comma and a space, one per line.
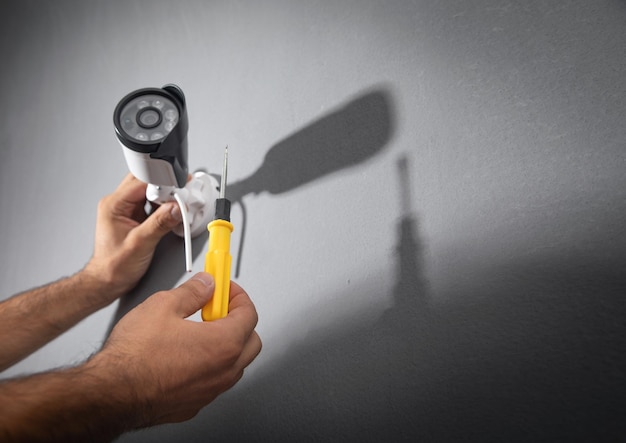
114, 84, 189, 188
113, 84, 220, 271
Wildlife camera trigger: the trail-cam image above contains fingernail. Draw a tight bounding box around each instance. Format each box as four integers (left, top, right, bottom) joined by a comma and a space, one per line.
170, 203, 183, 222
192, 272, 214, 288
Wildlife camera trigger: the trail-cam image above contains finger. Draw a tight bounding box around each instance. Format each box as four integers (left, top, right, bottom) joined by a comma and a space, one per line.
236, 330, 262, 370
129, 202, 183, 248
114, 173, 148, 205
225, 331, 261, 392
219, 282, 259, 340
167, 273, 215, 318
228, 282, 257, 320
105, 174, 149, 219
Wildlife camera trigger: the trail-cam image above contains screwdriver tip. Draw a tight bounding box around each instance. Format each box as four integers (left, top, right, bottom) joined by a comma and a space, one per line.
220, 145, 229, 199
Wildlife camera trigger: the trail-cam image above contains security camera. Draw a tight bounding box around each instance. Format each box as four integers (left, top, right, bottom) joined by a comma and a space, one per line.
113, 84, 219, 271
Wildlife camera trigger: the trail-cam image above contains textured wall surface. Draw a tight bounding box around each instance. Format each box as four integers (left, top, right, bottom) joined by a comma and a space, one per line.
1, 1, 625, 441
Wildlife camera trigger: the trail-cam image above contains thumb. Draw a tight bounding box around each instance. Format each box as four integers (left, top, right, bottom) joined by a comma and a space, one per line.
171, 273, 215, 318
132, 202, 182, 247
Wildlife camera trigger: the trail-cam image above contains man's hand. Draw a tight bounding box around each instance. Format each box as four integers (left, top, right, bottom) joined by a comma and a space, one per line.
0, 174, 183, 371
90, 273, 262, 425
83, 174, 183, 302
0, 274, 262, 441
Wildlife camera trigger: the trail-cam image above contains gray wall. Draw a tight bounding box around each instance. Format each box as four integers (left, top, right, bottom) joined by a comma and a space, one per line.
1, 0, 625, 441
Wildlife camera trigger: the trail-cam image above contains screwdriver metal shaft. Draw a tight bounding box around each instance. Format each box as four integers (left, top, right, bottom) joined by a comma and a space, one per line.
220, 145, 228, 199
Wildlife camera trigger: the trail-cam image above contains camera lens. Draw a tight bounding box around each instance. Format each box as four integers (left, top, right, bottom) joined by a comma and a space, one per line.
137, 107, 162, 129
118, 93, 179, 143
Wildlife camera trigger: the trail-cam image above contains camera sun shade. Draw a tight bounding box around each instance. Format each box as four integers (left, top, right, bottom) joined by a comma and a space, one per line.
113, 84, 189, 188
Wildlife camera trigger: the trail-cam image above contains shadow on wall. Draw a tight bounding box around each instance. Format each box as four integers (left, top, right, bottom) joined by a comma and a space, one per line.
145, 154, 626, 443
109, 86, 395, 332
146, 153, 431, 442
229, 88, 394, 276
117, 91, 626, 442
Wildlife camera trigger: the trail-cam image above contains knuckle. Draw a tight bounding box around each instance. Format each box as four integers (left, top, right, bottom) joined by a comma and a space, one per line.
212, 336, 243, 370
146, 290, 171, 309
228, 369, 245, 388
153, 212, 171, 232
97, 195, 111, 212
183, 279, 211, 305
187, 278, 206, 295
250, 307, 259, 327
253, 331, 263, 352
124, 234, 143, 251
219, 338, 243, 365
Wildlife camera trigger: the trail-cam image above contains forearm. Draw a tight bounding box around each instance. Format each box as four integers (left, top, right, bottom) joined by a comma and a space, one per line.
0, 175, 182, 371
0, 357, 140, 442
0, 274, 261, 442
0, 271, 116, 371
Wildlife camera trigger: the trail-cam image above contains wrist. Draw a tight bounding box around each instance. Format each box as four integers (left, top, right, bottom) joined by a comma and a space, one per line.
83, 353, 146, 426
0, 359, 141, 442
84, 350, 154, 430
79, 261, 128, 305
0, 273, 122, 372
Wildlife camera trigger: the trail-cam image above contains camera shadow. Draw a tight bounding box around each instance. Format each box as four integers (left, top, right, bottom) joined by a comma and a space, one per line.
107, 86, 395, 333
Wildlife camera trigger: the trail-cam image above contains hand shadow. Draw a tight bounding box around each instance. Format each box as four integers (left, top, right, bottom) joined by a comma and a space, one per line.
107, 86, 395, 333
229, 87, 394, 276
229, 87, 394, 200
148, 153, 626, 442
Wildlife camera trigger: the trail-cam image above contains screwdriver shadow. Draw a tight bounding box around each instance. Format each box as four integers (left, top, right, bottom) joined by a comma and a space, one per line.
138, 152, 430, 442
142, 153, 626, 442
107, 85, 395, 333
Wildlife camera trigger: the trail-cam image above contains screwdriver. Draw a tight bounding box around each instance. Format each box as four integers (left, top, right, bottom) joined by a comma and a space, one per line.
201, 146, 234, 321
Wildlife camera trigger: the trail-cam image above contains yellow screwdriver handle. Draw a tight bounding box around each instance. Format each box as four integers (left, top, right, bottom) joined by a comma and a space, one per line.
201, 219, 234, 321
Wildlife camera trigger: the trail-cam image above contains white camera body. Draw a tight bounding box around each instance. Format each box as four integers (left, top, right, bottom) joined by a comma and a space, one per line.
114, 84, 219, 270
